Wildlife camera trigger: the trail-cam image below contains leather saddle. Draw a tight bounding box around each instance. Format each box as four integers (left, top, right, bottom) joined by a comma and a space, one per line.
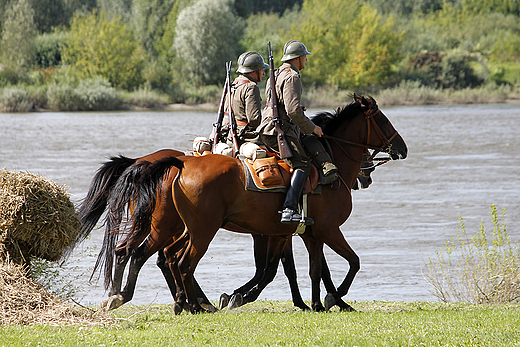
242, 157, 320, 194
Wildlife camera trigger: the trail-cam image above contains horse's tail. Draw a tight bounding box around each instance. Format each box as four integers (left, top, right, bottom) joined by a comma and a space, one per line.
77, 155, 136, 243
128, 156, 184, 249
91, 160, 151, 289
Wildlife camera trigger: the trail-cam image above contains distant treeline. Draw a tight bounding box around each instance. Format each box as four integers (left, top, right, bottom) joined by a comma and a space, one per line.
0, 0, 519, 106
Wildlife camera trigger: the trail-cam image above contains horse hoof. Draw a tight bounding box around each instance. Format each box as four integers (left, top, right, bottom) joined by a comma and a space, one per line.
99, 300, 108, 309
228, 293, 243, 310
200, 302, 218, 313
172, 302, 183, 315
219, 293, 230, 310
324, 293, 336, 311
107, 294, 124, 311
340, 304, 356, 312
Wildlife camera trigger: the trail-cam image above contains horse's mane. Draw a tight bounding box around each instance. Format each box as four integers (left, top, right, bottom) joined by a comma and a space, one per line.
310, 94, 377, 136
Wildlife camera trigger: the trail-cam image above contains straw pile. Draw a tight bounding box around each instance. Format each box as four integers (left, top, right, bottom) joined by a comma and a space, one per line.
0, 169, 82, 265
0, 258, 112, 325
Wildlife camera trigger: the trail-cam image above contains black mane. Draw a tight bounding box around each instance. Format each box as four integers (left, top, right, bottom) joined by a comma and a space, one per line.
310, 95, 377, 136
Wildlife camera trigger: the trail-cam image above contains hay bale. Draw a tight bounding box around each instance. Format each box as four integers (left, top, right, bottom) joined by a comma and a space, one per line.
0, 258, 111, 326
0, 169, 82, 264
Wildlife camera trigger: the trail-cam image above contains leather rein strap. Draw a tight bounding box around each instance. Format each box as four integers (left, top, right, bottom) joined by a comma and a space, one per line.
322, 107, 397, 163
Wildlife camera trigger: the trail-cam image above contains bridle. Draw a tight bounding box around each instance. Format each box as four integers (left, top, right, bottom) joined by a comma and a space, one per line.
322, 105, 398, 167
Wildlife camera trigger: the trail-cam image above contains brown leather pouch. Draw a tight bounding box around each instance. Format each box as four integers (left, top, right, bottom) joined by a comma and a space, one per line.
253, 157, 282, 186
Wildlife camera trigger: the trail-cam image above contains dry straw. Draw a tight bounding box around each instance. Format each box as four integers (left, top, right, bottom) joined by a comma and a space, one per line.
0, 169, 82, 264
0, 257, 112, 326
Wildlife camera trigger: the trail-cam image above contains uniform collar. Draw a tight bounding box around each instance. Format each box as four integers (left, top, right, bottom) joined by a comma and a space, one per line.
281, 62, 299, 74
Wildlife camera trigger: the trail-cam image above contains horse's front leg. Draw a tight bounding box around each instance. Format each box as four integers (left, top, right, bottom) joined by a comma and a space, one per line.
280, 236, 311, 311
220, 234, 269, 309
302, 234, 325, 311
321, 228, 360, 309
230, 236, 288, 309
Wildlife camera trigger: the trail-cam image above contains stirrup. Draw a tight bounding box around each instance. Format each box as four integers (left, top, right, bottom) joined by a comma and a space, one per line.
280, 208, 314, 225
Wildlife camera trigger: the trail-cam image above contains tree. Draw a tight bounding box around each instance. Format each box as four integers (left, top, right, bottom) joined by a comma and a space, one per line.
97, 0, 133, 21
131, 0, 176, 57
288, 0, 402, 89
173, 0, 244, 85
0, 0, 36, 77
62, 10, 145, 90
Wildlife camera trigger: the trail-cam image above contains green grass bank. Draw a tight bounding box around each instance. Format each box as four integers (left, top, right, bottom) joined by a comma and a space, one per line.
1, 301, 519, 346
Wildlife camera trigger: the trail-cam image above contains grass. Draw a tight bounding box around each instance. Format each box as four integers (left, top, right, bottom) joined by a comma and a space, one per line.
1, 301, 519, 346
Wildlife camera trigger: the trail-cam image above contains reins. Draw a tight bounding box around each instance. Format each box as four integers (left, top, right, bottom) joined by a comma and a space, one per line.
322, 106, 397, 164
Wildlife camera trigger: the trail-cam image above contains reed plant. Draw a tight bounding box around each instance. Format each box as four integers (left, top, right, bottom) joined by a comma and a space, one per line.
0, 86, 33, 112
425, 204, 520, 304
121, 87, 169, 108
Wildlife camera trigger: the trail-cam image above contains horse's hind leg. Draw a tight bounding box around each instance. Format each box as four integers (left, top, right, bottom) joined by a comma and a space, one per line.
165, 232, 216, 314
281, 237, 311, 311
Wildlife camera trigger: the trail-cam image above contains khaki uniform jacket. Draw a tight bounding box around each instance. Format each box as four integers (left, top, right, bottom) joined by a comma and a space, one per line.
257, 62, 316, 139
222, 75, 262, 145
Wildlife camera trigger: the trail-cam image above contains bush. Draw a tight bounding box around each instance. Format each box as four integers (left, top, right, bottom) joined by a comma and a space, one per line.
47, 77, 121, 111
0, 87, 33, 112
122, 88, 169, 108
425, 204, 520, 304
34, 32, 67, 68
403, 50, 485, 89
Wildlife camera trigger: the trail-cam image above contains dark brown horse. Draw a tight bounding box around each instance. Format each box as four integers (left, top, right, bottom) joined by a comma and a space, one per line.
162, 95, 407, 313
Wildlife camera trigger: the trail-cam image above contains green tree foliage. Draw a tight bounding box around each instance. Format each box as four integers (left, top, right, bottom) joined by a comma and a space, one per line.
173, 0, 244, 85
240, 8, 300, 56
62, 10, 145, 90
34, 31, 67, 68
289, 0, 402, 89
28, 0, 68, 33
97, 0, 133, 20
0, 0, 36, 80
131, 0, 175, 56
251, 0, 302, 14
461, 0, 520, 16
404, 50, 484, 89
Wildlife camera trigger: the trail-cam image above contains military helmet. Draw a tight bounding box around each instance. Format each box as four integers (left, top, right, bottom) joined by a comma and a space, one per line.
281, 40, 312, 61
236, 51, 269, 74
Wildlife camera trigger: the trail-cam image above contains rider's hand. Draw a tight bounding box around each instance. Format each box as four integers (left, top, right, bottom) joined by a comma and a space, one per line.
313, 125, 323, 137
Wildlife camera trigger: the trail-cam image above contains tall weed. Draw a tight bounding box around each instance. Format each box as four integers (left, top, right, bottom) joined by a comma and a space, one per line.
425, 204, 520, 303
0, 87, 33, 112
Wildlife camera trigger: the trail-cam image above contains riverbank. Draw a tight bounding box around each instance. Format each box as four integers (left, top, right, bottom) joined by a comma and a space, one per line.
1, 301, 519, 346
1, 83, 519, 113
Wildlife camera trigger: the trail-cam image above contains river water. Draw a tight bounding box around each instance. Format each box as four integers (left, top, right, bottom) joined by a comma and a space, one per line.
1, 103, 519, 306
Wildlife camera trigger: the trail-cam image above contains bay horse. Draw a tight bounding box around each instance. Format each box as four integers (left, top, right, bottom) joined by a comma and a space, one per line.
78, 148, 370, 311
162, 94, 407, 313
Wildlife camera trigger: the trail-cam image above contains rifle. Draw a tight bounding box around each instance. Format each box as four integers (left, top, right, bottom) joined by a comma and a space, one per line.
225, 61, 240, 155
211, 62, 231, 152
268, 42, 293, 159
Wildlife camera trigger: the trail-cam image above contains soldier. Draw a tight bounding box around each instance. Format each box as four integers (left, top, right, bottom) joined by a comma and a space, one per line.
217, 51, 268, 149
257, 40, 338, 225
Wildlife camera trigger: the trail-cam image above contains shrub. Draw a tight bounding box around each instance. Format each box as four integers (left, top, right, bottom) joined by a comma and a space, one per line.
425, 204, 520, 304
47, 77, 121, 111
122, 88, 169, 108
0, 87, 33, 112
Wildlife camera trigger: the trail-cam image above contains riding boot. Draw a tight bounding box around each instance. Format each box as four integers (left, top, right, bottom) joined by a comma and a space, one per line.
301, 134, 338, 185
280, 169, 314, 225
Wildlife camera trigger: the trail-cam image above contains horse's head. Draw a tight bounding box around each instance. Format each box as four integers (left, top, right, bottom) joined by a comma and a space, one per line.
354, 94, 407, 160
312, 94, 407, 163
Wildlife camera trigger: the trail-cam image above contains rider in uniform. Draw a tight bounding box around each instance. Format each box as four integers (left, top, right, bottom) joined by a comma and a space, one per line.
219, 51, 268, 148
257, 40, 338, 225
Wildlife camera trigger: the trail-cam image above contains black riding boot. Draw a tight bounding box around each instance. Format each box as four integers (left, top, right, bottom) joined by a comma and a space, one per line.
280, 169, 314, 225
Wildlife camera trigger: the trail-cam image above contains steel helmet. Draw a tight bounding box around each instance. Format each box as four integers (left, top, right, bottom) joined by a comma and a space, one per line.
236, 52, 269, 74
281, 40, 312, 61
